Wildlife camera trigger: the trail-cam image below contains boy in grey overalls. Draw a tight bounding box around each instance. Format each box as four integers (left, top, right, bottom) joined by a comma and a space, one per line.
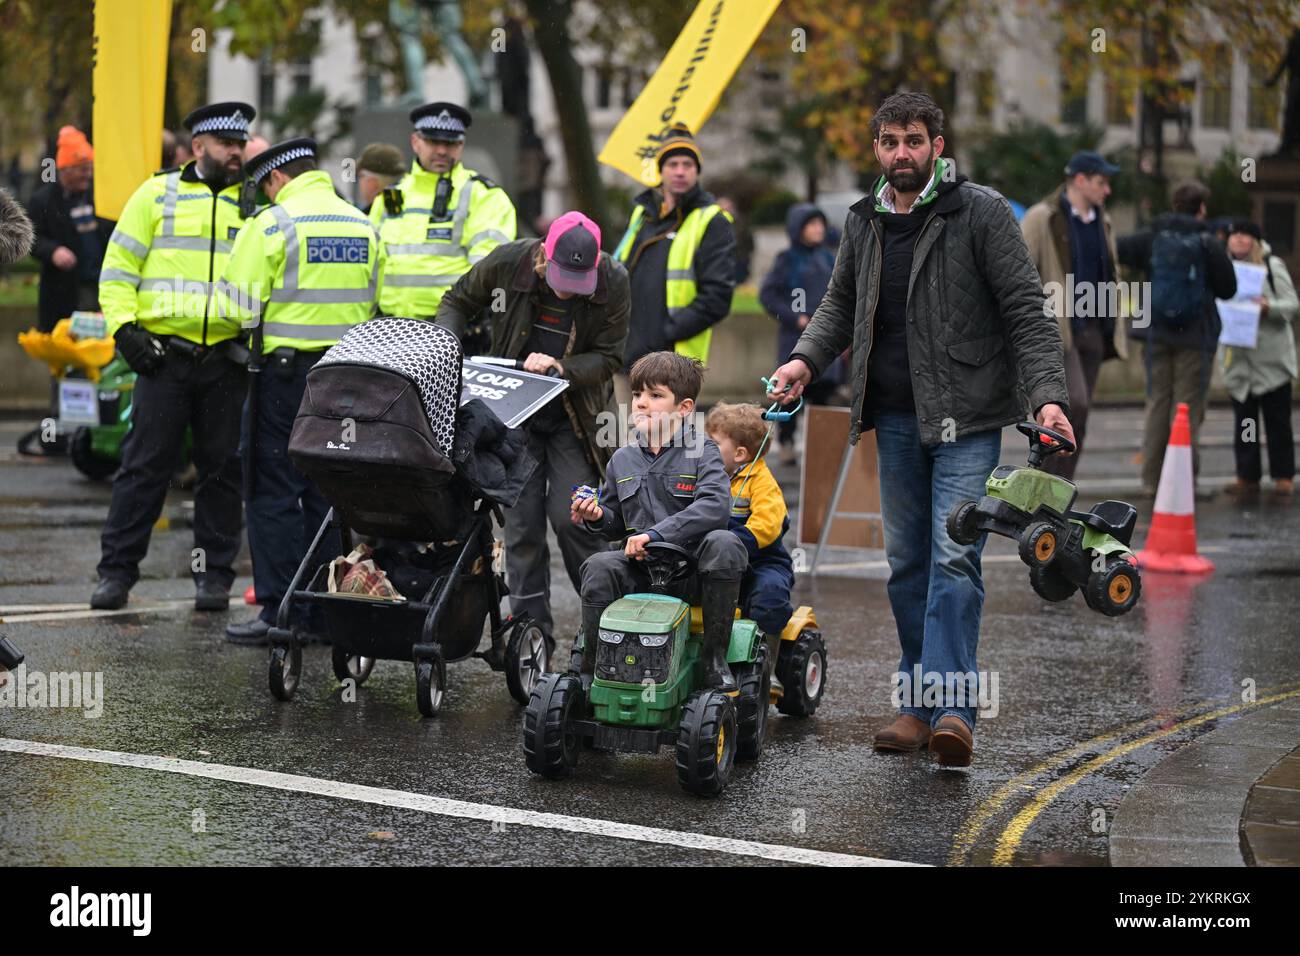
570, 352, 747, 691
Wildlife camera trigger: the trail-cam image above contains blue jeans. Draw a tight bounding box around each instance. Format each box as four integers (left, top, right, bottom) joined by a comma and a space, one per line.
874, 412, 1002, 731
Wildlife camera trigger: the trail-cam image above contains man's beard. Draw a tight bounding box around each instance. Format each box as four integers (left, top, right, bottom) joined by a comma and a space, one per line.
886, 156, 934, 194
198, 154, 242, 187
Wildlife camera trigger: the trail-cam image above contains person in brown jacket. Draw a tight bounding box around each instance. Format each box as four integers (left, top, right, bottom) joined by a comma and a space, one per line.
1021, 151, 1128, 480
436, 212, 630, 646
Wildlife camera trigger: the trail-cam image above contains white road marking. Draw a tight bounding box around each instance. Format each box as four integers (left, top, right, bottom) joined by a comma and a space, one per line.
0, 737, 924, 867
0, 601, 192, 624
0, 604, 86, 614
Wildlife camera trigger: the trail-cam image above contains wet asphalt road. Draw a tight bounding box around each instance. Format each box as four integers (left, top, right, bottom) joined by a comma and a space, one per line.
1, 407, 1297, 867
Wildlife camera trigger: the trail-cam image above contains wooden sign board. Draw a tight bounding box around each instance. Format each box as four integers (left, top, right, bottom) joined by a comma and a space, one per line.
797, 405, 885, 550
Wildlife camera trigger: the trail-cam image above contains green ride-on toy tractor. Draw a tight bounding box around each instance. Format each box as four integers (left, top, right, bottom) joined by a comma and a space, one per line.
946, 422, 1141, 616
522, 541, 827, 796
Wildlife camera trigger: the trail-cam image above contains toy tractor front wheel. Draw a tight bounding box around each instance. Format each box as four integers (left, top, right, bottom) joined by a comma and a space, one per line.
946, 501, 982, 545
1019, 521, 1059, 568
1029, 563, 1077, 602
1085, 558, 1142, 617
676, 690, 737, 796
776, 629, 827, 717
523, 672, 584, 779
734, 640, 771, 761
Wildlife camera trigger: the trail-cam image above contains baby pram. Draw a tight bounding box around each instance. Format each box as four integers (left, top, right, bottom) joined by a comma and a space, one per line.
271, 317, 545, 716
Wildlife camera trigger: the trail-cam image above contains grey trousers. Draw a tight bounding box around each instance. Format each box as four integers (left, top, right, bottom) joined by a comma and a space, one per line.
1044, 321, 1106, 481
580, 529, 748, 610
503, 424, 602, 637
1141, 342, 1209, 490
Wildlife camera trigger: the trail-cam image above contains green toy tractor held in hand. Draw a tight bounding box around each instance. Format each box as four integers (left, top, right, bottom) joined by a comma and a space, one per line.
946, 422, 1141, 616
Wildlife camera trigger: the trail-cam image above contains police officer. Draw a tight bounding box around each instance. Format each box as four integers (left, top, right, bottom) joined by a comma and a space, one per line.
213, 138, 382, 647
372, 102, 516, 320
92, 102, 256, 612
216, 139, 385, 645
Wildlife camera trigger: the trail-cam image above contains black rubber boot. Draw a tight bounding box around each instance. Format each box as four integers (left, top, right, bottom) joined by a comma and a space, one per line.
700, 576, 741, 692
573, 603, 604, 693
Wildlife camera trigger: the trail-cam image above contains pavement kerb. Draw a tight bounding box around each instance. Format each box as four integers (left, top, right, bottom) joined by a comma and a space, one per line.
1109, 696, 1300, 866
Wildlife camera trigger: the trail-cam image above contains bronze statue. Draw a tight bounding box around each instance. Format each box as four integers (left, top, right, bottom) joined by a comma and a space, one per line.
389, 0, 488, 108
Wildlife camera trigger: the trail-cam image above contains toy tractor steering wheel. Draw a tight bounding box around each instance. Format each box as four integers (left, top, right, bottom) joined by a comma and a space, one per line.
1016, 421, 1076, 469
643, 540, 696, 591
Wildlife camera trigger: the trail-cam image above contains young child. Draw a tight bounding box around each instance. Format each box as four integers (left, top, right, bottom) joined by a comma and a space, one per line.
705, 403, 795, 640
570, 351, 747, 691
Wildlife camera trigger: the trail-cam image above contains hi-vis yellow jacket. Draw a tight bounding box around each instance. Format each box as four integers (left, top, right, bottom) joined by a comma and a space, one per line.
214, 170, 382, 353
370, 159, 516, 318
99, 162, 246, 344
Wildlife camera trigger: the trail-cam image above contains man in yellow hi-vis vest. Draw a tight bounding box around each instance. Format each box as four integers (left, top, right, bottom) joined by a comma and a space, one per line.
613, 123, 736, 405
91, 101, 257, 614
214, 138, 384, 646
372, 101, 516, 322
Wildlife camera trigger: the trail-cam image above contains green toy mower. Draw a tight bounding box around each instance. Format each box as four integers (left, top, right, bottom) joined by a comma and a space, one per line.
946, 422, 1141, 616
522, 541, 826, 796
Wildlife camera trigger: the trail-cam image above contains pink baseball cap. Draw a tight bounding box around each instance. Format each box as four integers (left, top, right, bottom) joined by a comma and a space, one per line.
544, 211, 602, 296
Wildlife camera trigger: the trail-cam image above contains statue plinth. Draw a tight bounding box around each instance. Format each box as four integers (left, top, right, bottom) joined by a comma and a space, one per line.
1251, 155, 1300, 277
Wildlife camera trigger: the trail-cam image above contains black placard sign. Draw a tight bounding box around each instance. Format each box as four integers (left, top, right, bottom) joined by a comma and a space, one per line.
459, 359, 570, 428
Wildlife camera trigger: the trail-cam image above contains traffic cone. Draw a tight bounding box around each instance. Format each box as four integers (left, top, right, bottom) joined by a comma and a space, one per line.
244, 585, 257, 605
1136, 402, 1214, 574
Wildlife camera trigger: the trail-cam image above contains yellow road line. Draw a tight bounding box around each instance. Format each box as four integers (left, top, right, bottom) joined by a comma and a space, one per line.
990, 688, 1300, 866
950, 679, 1300, 866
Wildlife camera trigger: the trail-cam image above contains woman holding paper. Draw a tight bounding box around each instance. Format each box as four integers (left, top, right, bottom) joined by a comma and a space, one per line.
1221, 220, 1298, 497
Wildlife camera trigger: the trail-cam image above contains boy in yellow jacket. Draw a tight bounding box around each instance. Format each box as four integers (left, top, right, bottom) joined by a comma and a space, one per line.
705, 402, 795, 637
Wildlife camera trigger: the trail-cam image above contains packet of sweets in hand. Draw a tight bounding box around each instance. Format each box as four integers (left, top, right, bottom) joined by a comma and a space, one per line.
570, 483, 600, 504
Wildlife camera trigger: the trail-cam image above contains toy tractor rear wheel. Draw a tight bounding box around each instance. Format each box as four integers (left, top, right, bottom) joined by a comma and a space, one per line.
946, 501, 981, 545
676, 690, 737, 796
1085, 558, 1142, 617
734, 640, 771, 761
523, 672, 584, 779
1029, 562, 1077, 602
1019, 521, 1059, 568
70, 427, 118, 481
776, 629, 827, 717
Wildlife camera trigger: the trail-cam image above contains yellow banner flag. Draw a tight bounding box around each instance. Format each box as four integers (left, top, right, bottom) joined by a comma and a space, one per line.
598, 0, 783, 186
93, 0, 173, 220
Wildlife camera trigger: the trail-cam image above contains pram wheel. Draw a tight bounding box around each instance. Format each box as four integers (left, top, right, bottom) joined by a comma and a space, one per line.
505, 619, 551, 705
269, 643, 302, 701
415, 652, 445, 717
331, 647, 375, 685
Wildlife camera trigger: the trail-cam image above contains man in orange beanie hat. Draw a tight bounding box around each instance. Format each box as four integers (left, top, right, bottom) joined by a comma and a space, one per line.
27, 126, 110, 332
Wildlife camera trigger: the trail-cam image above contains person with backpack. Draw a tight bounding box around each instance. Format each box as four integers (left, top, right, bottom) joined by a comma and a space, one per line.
1117, 180, 1236, 493
759, 202, 843, 464
1219, 219, 1298, 497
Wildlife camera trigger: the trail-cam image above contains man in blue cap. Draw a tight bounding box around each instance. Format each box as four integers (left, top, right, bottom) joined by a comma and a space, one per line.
1022, 150, 1128, 479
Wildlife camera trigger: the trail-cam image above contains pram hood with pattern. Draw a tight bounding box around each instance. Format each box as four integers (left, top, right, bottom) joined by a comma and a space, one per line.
289, 318, 534, 540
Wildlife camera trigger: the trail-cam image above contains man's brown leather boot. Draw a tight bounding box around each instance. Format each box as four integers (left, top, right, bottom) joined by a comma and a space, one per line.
929, 715, 974, 767
873, 714, 931, 752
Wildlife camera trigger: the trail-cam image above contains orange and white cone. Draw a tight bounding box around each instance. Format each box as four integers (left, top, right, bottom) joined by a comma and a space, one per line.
1136, 402, 1214, 574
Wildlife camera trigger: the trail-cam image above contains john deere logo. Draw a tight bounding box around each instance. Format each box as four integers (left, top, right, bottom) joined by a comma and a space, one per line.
625, 655, 636, 666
